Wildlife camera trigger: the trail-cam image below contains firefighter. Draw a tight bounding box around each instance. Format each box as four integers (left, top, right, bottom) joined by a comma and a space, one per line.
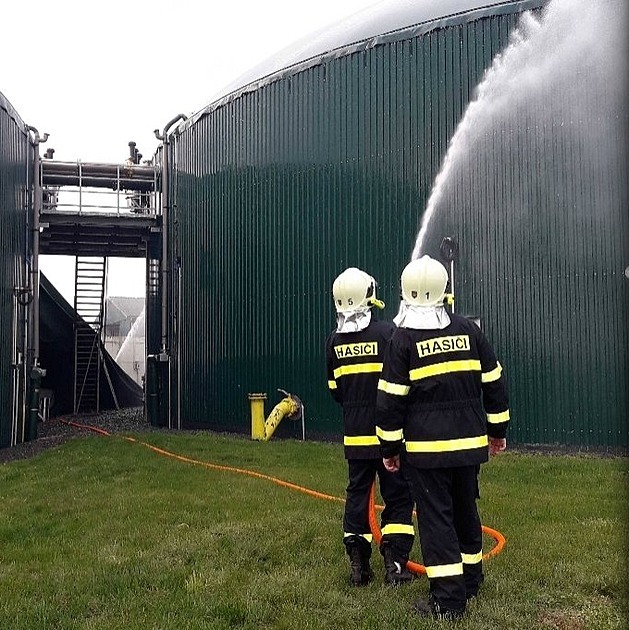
376, 255, 509, 620
326, 267, 415, 587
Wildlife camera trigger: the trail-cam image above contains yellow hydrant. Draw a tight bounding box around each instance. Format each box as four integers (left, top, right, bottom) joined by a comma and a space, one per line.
248, 390, 302, 441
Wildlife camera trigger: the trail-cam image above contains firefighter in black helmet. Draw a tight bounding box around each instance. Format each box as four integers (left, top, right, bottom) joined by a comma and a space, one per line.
376, 256, 509, 620
326, 267, 415, 587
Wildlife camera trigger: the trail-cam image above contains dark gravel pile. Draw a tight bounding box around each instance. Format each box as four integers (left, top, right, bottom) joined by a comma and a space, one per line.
0, 407, 149, 464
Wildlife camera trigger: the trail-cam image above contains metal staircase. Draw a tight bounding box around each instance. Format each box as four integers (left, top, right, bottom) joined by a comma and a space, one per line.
37, 146, 160, 416
73, 257, 108, 413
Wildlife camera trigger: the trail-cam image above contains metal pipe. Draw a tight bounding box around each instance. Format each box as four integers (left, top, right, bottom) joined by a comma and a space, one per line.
40, 174, 155, 191
11, 260, 20, 446
26, 126, 48, 366
147, 113, 188, 429
41, 160, 156, 190
249, 393, 267, 439
153, 113, 188, 142
158, 113, 187, 350
177, 263, 182, 430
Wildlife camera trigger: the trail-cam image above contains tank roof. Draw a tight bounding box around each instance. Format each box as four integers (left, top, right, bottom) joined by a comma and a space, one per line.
0, 90, 26, 129
194, 0, 544, 120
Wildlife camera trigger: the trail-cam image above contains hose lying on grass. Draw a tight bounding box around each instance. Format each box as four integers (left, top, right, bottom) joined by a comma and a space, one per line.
59, 419, 506, 574
367, 480, 506, 575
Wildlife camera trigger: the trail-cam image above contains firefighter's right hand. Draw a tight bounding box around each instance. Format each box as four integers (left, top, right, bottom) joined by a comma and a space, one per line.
383, 455, 400, 472
489, 437, 507, 456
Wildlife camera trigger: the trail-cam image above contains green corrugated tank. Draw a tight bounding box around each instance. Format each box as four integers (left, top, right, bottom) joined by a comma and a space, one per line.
0, 92, 33, 447
165, 0, 628, 448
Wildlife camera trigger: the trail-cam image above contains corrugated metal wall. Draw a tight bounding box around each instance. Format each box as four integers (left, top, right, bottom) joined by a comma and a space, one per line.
421, 3, 628, 447
170, 0, 627, 447
0, 92, 31, 447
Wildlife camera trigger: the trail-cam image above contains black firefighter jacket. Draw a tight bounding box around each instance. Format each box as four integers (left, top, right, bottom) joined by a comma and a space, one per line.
326, 318, 396, 459
376, 313, 509, 468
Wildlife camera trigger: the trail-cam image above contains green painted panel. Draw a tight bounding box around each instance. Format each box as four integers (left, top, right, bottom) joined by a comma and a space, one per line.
168, 0, 627, 448
0, 93, 31, 447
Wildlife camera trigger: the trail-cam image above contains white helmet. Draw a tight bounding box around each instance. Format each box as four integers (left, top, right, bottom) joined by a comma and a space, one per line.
332, 267, 383, 313
401, 255, 448, 307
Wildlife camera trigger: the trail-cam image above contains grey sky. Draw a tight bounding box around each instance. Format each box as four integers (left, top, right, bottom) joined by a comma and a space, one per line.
1, 0, 379, 300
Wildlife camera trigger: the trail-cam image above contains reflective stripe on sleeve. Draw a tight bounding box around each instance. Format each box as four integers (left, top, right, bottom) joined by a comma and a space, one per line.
344, 435, 380, 447
376, 426, 404, 442
377, 379, 410, 396
334, 362, 383, 378
381, 523, 415, 537
482, 362, 502, 383
487, 410, 510, 423
405, 435, 488, 453
461, 551, 483, 565
425, 562, 464, 579
409, 359, 481, 381
327, 380, 337, 390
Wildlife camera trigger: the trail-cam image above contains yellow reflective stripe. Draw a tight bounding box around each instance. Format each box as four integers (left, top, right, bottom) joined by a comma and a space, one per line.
344, 533, 373, 543
344, 435, 379, 447
410, 359, 481, 381
406, 435, 488, 453
377, 379, 410, 396
462, 551, 483, 565
327, 380, 337, 390
381, 523, 415, 536
425, 562, 463, 579
334, 362, 382, 378
482, 362, 502, 383
487, 410, 510, 424
376, 426, 404, 441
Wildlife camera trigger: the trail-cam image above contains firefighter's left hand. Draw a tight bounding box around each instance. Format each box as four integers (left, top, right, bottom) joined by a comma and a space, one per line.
383, 455, 400, 472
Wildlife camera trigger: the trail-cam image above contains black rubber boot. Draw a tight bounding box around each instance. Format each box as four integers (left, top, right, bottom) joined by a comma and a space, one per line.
413, 595, 465, 621
382, 545, 414, 586
346, 539, 373, 586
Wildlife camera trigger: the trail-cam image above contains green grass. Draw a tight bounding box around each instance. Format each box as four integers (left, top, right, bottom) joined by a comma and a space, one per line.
0, 431, 626, 629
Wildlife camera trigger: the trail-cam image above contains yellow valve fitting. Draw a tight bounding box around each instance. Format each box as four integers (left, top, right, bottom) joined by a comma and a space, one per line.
248, 390, 303, 441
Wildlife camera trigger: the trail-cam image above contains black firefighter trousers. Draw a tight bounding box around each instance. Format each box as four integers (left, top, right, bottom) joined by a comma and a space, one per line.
343, 458, 414, 562
405, 463, 484, 611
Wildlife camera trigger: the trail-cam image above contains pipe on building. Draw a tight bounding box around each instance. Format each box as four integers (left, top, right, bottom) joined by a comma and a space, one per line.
154, 113, 187, 429
26, 125, 48, 368
248, 390, 303, 441
41, 160, 156, 191
27, 366, 46, 441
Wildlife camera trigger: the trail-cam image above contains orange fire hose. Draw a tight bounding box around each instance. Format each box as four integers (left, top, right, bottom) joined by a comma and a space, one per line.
368, 481, 506, 575
59, 419, 346, 504
60, 419, 506, 575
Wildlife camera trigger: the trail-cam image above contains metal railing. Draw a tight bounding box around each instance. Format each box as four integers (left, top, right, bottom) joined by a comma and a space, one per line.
41, 159, 159, 216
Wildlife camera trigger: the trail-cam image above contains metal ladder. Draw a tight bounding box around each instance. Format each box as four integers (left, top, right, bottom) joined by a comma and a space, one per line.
73, 257, 107, 413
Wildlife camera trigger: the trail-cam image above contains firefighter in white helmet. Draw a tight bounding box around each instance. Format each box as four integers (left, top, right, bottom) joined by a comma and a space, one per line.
376, 255, 509, 620
326, 267, 415, 586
